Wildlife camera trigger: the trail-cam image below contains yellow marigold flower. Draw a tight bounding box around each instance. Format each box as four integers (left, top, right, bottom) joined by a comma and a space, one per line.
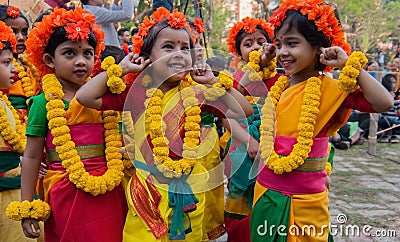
101, 56, 115, 70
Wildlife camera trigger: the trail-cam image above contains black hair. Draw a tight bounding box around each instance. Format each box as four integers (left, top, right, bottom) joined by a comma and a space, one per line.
80, 0, 89, 5
275, 10, 331, 71
0, 5, 29, 28
44, 26, 98, 56
118, 27, 130, 36
140, 19, 195, 62
235, 26, 271, 57
0, 41, 12, 54
34, 9, 53, 23
382, 73, 397, 92
131, 27, 138, 36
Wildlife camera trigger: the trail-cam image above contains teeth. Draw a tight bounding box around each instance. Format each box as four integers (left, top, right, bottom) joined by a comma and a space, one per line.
170, 64, 184, 68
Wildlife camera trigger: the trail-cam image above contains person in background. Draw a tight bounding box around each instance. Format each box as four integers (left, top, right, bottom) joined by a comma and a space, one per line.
118, 27, 131, 55
366, 61, 379, 78
81, 0, 133, 63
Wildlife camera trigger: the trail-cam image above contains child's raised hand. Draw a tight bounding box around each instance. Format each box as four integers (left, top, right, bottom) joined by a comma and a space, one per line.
319, 46, 348, 69
260, 43, 276, 68
120, 53, 151, 75
190, 62, 216, 85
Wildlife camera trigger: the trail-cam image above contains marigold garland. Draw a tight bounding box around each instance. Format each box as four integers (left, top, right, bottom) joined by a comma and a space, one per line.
42, 74, 124, 196
337, 51, 368, 93
242, 49, 277, 82
6, 200, 51, 221
101, 56, 126, 94
13, 59, 35, 98
131, 7, 194, 55
227, 17, 274, 55
145, 84, 201, 178
325, 162, 332, 176
121, 111, 135, 177
0, 21, 16, 51
203, 71, 234, 101
260, 75, 322, 174
19, 54, 40, 83
25, 7, 105, 76
0, 92, 26, 153
269, 0, 351, 71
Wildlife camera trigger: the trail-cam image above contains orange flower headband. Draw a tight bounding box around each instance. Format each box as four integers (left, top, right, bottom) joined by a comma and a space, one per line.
227, 17, 274, 55
193, 18, 204, 34
6, 6, 20, 18
25, 7, 105, 76
131, 7, 194, 54
269, 0, 350, 56
0, 20, 16, 51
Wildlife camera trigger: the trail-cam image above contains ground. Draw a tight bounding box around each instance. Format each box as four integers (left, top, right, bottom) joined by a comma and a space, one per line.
214, 142, 400, 242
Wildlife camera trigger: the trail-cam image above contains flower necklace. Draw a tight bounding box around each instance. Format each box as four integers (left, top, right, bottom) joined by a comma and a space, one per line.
0, 91, 26, 153
12, 58, 35, 98
19, 55, 41, 83
121, 111, 135, 177
42, 74, 124, 196
145, 83, 201, 178
241, 49, 277, 82
260, 75, 322, 174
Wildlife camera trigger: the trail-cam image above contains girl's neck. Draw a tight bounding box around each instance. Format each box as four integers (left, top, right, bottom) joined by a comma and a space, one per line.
58, 79, 82, 101
158, 80, 181, 94
289, 70, 320, 86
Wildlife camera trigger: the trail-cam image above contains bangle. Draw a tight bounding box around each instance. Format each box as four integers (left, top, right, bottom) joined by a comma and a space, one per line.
101, 56, 126, 94
6, 200, 51, 221
203, 71, 234, 101
338, 51, 368, 93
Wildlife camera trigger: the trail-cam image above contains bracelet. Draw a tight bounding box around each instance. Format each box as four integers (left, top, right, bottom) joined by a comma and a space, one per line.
101, 56, 126, 94
203, 71, 234, 101
6, 200, 51, 221
338, 51, 368, 93
243, 49, 277, 82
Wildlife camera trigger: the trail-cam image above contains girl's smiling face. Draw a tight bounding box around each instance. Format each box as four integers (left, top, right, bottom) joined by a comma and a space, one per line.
149, 27, 193, 89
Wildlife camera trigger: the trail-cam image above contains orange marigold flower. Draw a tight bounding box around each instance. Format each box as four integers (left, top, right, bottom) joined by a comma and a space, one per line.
0, 21, 17, 51
7, 6, 20, 18
131, 36, 144, 54
194, 18, 204, 34
168, 9, 186, 29
65, 21, 90, 42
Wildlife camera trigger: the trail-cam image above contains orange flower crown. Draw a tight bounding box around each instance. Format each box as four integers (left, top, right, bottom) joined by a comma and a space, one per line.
25, 7, 105, 76
227, 17, 274, 55
193, 18, 204, 34
6, 6, 20, 18
269, 0, 351, 58
0, 20, 16, 51
131, 7, 194, 54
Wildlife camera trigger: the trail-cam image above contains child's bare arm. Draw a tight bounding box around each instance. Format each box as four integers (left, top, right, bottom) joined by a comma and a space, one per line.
224, 118, 259, 159
77, 53, 150, 109
20, 136, 45, 238
319, 46, 393, 113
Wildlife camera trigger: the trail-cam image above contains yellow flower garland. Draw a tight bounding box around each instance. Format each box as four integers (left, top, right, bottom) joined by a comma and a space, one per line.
202, 71, 234, 101
338, 51, 368, 93
145, 84, 201, 178
260, 75, 322, 174
102, 56, 126, 94
19, 54, 40, 83
12, 58, 35, 98
42, 74, 124, 196
0, 91, 26, 153
242, 49, 277, 82
121, 111, 135, 177
6, 200, 51, 221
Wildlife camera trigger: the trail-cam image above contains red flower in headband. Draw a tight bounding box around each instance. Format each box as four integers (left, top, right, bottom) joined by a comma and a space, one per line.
269, 0, 351, 72
131, 7, 193, 55
193, 18, 204, 34
0, 21, 16, 51
65, 21, 90, 42
6, 6, 20, 18
227, 17, 274, 55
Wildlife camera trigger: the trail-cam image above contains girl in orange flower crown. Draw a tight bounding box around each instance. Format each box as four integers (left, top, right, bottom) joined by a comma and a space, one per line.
0, 20, 31, 242
188, 18, 226, 240
250, 0, 393, 241
0, 5, 40, 125
6, 8, 129, 242
76, 7, 253, 241
221, 16, 280, 242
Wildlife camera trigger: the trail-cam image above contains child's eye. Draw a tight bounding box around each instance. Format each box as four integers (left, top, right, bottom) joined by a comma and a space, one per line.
63, 50, 74, 56
162, 44, 173, 49
182, 46, 190, 52
275, 42, 281, 49
84, 50, 94, 56
22, 28, 28, 35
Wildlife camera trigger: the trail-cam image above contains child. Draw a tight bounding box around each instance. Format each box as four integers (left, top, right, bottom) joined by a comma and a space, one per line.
0, 20, 32, 242
9, 8, 128, 242
250, 0, 393, 241
76, 7, 253, 241
223, 16, 278, 242
189, 18, 226, 240
0, 5, 40, 125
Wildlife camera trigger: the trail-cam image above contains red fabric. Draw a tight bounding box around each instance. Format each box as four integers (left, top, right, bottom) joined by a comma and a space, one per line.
224, 215, 251, 242
44, 168, 128, 242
